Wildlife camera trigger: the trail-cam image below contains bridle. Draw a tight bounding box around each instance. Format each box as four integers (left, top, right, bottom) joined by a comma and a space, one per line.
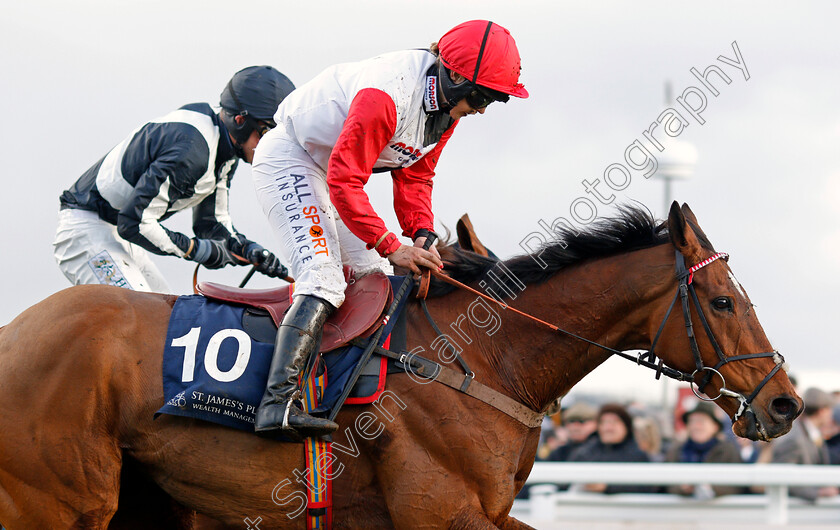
424, 249, 785, 424
641, 251, 785, 423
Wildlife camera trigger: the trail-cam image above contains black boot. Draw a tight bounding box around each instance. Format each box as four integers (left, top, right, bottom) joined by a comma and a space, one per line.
254, 295, 339, 438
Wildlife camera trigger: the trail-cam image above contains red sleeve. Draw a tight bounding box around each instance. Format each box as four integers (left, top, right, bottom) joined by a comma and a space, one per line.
391, 121, 458, 238
326, 88, 401, 256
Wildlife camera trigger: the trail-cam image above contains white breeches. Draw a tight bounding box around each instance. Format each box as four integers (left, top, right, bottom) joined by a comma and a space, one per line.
53, 208, 172, 293
251, 133, 392, 308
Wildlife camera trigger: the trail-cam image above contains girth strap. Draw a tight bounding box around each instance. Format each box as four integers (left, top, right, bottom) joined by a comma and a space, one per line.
352, 339, 544, 429
432, 362, 544, 428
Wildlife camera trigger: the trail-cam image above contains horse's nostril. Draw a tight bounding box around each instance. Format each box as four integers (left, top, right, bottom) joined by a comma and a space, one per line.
771, 396, 800, 421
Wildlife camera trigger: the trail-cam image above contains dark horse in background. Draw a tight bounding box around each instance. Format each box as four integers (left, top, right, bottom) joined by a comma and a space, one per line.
0, 203, 801, 528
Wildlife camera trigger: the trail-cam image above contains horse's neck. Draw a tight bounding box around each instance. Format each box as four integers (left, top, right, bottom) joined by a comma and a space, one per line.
462, 245, 675, 412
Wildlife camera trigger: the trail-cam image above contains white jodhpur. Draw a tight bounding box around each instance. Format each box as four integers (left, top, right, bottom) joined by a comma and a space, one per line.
53, 208, 172, 293
252, 131, 392, 308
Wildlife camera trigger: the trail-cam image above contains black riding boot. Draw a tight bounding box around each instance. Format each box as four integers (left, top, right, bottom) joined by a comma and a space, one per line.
254, 295, 338, 438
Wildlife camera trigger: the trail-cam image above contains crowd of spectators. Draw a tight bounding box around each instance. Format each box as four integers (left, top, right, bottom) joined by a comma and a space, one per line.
531, 383, 840, 501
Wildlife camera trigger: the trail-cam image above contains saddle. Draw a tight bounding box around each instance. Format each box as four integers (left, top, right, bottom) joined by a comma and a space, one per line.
196, 270, 393, 353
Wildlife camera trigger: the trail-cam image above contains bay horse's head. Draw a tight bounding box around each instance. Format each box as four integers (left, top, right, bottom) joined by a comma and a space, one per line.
659, 202, 801, 440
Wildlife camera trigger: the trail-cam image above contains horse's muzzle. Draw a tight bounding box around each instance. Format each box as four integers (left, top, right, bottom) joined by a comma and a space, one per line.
733, 395, 801, 441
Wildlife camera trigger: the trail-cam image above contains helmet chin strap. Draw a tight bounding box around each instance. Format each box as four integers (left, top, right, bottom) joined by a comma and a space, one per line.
221, 79, 260, 153
231, 140, 247, 160
220, 110, 254, 160
436, 62, 475, 111
222, 111, 255, 143
436, 83, 453, 113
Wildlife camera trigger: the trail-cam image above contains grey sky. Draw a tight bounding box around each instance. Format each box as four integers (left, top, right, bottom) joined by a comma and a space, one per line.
1, 1, 838, 395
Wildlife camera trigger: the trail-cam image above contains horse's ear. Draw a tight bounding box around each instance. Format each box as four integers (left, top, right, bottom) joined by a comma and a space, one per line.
680, 203, 713, 246
456, 214, 491, 257
680, 203, 699, 226
668, 201, 703, 261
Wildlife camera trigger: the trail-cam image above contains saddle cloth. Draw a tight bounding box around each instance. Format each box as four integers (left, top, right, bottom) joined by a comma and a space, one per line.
156, 274, 407, 432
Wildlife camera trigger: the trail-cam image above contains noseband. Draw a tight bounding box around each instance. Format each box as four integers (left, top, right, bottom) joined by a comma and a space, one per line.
641, 251, 785, 422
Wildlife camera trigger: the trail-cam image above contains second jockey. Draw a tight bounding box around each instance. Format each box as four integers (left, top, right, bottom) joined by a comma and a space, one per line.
55, 66, 295, 292
251, 20, 529, 437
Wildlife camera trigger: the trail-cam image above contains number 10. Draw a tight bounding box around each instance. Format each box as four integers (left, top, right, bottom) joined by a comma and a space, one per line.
170, 326, 252, 383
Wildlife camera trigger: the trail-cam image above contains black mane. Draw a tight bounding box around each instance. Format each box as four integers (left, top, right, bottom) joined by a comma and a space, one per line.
428, 206, 713, 298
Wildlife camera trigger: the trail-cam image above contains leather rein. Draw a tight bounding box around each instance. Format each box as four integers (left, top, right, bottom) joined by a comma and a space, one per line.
418, 250, 785, 427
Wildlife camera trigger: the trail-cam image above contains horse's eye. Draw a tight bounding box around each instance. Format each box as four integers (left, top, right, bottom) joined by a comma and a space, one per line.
712, 297, 733, 311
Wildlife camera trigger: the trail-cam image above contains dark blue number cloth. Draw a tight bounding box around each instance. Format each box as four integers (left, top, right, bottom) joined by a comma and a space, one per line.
157, 295, 274, 430
157, 276, 407, 431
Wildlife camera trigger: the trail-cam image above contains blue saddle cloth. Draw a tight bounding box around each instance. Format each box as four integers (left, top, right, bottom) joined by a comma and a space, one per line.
156, 276, 407, 431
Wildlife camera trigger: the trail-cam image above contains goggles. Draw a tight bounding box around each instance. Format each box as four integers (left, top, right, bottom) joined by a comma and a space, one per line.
246, 116, 275, 139
254, 120, 272, 138
438, 62, 510, 111
464, 85, 509, 109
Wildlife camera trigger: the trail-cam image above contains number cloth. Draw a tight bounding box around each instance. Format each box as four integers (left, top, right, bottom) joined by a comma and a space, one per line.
157, 278, 407, 431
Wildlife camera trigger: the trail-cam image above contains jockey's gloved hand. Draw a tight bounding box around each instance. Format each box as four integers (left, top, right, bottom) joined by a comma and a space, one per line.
228, 235, 289, 279
186, 238, 238, 269
251, 248, 288, 278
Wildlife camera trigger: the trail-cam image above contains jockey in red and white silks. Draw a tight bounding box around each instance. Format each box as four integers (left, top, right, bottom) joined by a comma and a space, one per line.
251, 20, 529, 437
252, 49, 455, 307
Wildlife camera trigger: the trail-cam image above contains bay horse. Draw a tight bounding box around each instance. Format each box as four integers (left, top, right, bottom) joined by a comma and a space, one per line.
0, 203, 801, 529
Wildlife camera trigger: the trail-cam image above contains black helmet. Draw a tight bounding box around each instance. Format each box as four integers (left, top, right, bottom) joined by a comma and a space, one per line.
220, 65, 295, 145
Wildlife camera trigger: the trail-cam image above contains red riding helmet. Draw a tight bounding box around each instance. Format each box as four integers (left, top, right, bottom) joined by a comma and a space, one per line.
438, 20, 528, 99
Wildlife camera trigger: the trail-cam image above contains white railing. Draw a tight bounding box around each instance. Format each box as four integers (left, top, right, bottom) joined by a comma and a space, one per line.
516, 463, 840, 526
